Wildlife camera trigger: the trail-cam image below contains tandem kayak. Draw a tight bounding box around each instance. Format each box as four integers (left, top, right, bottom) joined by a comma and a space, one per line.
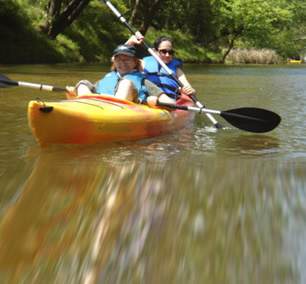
28, 94, 194, 146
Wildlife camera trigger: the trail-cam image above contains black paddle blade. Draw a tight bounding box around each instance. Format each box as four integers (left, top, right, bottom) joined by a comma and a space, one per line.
0, 73, 18, 88
220, 107, 281, 133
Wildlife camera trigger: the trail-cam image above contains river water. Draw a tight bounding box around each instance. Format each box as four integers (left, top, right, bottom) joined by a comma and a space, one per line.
0, 64, 305, 283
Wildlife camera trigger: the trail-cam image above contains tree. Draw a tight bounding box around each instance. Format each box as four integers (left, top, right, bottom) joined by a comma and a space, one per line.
139, 0, 168, 34
40, 0, 91, 39
210, 0, 295, 62
129, 0, 140, 26
122, 0, 169, 35
176, 0, 215, 44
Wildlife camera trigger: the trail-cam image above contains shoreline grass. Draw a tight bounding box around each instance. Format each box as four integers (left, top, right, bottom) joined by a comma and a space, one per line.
225, 48, 281, 64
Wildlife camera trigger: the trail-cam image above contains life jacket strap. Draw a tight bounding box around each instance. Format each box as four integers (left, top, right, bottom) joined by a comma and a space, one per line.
146, 72, 173, 78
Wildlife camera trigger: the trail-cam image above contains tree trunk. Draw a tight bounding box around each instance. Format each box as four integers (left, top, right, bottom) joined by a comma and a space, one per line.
39, 0, 62, 34
129, 0, 140, 26
138, 0, 167, 35
40, 0, 91, 39
222, 31, 242, 63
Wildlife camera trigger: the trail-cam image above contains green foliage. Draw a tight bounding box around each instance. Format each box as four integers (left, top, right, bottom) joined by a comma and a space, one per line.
21, 1, 46, 26
145, 28, 220, 63
1, 0, 306, 64
62, 0, 130, 62
0, 0, 66, 63
210, 0, 301, 58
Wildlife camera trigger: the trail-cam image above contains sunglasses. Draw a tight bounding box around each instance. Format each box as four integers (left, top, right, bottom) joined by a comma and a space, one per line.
158, 49, 175, 55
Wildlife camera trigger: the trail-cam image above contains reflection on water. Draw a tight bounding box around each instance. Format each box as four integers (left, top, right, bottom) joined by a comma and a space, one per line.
1, 64, 306, 283
224, 134, 280, 156
0, 147, 306, 283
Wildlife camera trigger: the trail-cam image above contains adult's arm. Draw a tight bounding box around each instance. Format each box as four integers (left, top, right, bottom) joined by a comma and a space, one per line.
176, 67, 195, 95
144, 79, 175, 107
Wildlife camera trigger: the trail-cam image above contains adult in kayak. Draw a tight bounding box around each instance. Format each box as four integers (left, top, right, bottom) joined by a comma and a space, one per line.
126, 33, 195, 100
67, 44, 174, 107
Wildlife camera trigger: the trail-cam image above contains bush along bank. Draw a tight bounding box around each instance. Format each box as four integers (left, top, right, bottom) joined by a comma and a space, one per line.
225, 48, 282, 64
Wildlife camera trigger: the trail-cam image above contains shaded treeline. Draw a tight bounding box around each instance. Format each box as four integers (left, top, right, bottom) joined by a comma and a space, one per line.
0, 0, 306, 64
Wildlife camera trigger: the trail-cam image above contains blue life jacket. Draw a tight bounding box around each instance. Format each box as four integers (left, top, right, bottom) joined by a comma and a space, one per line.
96, 71, 149, 102
143, 56, 182, 100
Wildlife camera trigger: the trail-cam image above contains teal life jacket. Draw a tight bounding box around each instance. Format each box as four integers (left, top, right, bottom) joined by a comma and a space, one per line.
96, 71, 149, 102
143, 56, 182, 100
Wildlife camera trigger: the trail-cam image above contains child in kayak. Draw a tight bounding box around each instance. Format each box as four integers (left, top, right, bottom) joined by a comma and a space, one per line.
66, 44, 174, 107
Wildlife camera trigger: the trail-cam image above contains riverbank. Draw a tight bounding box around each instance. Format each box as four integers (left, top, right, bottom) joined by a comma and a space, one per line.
1, 29, 283, 65
0, 25, 222, 64
225, 48, 282, 64
0, 1, 220, 65
1, 0, 303, 65
0, 1, 286, 65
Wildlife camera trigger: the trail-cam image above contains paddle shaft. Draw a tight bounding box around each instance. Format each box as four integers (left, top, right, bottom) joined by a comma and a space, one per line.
157, 101, 220, 114
157, 101, 281, 133
157, 102, 275, 120
16, 81, 66, 92
157, 101, 278, 120
101, 0, 222, 128
0, 73, 67, 92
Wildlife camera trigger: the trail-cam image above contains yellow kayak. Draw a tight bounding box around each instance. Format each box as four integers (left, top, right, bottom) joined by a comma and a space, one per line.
28, 94, 194, 146
287, 59, 301, 64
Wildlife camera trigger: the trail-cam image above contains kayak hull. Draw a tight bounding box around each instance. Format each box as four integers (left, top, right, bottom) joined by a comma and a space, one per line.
28, 95, 194, 146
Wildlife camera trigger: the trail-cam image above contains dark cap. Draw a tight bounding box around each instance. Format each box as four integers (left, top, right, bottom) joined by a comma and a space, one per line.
113, 44, 137, 57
